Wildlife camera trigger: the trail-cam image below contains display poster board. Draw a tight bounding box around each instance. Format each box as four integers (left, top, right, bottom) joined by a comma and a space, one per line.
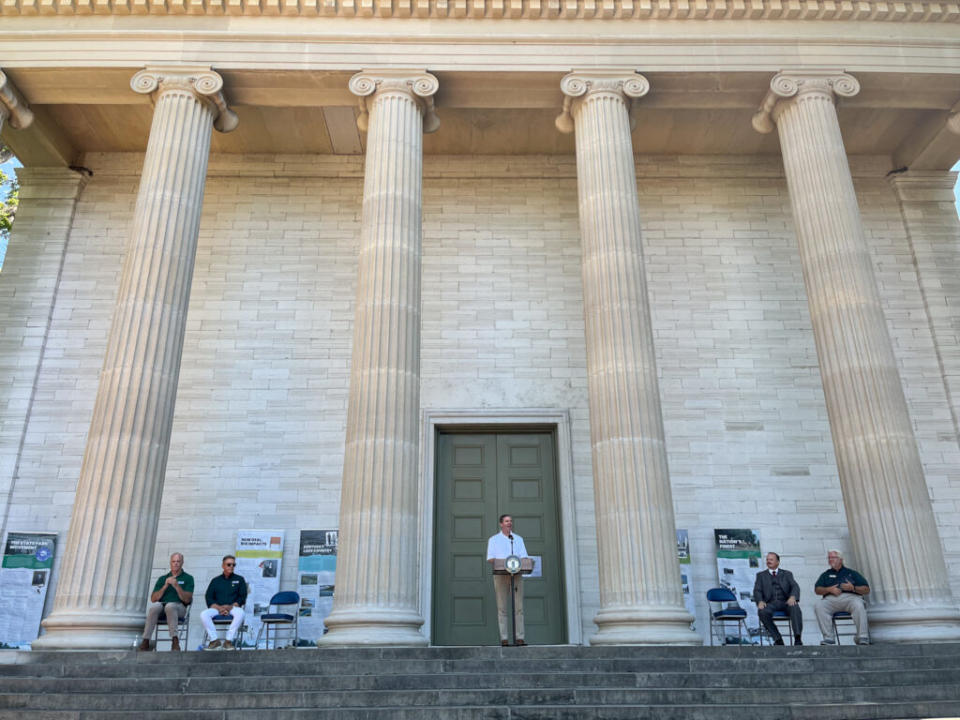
714, 528, 762, 643
235, 530, 285, 647
0, 532, 56, 648
297, 529, 337, 643
677, 529, 695, 628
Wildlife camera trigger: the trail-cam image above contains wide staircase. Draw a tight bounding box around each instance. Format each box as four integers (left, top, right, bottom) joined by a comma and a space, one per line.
2, 643, 960, 719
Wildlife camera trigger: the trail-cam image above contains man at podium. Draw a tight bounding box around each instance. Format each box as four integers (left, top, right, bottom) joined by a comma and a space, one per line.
486, 514, 529, 646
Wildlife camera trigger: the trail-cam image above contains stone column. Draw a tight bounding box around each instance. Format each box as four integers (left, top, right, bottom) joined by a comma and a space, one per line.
889, 171, 960, 447
0, 69, 34, 136
318, 70, 438, 647
556, 71, 698, 645
753, 71, 960, 642
34, 67, 237, 650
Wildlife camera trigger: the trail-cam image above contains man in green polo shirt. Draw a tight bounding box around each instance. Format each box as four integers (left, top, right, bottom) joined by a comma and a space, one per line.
201, 555, 248, 650
139, 552, 194, 651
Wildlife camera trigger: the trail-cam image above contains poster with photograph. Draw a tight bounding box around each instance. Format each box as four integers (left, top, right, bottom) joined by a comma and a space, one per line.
677, 529, 695, 628
235, 530, 285, 647
297, 529, 337, 643
714, 528, 762, 643
0, 532, 56, 648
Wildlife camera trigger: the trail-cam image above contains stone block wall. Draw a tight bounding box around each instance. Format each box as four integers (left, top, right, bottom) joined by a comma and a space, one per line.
1, 152, 957, 644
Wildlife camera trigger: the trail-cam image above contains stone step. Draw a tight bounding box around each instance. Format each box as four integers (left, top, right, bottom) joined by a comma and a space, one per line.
5, 650, 960, 679
1, 701, 959, 720
2, 666, 959, 694
15, 642, 960, 663
4, 682, 960, 711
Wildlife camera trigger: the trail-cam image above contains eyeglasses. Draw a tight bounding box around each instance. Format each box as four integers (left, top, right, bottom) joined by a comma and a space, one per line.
225, 563, 235, 566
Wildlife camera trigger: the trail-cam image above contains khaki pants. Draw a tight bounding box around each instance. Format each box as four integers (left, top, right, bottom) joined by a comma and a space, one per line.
142, 601, 187, 640
493, 573, 524, 642
814, 593, 869, 642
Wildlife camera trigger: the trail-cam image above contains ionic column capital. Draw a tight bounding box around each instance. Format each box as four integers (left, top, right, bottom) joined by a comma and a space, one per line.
555, 70, 650, 134
0, 69, 34, 130
131, 66, 238, 133
947, 110, 960, 135
752, 70, 860, 134
349, 69, 440, 134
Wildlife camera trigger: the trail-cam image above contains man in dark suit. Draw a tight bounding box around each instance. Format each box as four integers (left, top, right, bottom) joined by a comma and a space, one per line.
752, 552, 803, 645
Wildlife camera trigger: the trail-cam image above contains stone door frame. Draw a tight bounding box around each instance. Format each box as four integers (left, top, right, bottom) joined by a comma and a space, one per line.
420, 408, 583, 646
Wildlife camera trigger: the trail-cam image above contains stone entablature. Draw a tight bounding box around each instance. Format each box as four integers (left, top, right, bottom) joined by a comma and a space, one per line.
1, 0, 957, 20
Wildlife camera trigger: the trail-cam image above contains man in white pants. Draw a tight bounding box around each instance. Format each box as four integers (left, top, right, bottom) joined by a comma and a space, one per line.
200, 555, 247, 650
486, 514, 529, 647
814, 549, 871, 645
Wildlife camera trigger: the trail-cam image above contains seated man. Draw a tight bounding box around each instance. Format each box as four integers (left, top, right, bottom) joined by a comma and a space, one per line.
201, 555, 247, 650
752, 551, 803, 645
139, 552, 193, 651
814, 549, 871, 645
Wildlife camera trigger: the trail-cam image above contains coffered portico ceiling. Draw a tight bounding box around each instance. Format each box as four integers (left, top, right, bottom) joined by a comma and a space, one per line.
1, 4, 958, 167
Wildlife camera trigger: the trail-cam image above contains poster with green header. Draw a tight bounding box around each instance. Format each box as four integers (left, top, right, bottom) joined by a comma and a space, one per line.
714, 528, 762, 643
0, 532, 56, 648
235, 530, 285, 647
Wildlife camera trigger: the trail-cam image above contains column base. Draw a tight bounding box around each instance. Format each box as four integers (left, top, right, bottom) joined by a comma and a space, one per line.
317, 605, 428, 647
591, 604, 701, 645
868, 601, 960, 643
32, 610, 143, 651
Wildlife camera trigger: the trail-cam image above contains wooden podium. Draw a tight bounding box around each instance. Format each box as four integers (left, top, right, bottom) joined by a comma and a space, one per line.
492, 557, 534, 575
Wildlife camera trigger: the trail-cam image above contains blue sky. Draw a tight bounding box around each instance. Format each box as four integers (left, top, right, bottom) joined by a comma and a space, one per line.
1, 157, 959, 271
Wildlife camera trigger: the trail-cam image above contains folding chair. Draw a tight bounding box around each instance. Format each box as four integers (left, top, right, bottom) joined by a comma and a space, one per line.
255, 591, 300, 649
153, 607, 190, 651
831, 611, 857, 645
707, 587, 748, 645
760, 609, 794, 646
211, 614, 247, 649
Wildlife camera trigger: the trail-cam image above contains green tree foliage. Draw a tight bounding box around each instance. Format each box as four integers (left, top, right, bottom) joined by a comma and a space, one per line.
0, 147, 19, 242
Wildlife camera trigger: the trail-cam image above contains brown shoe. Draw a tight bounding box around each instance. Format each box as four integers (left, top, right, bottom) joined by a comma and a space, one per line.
222, 640, 235, 650
205, 639, 221, 650
138, 638, 151, 651
501, 640, 509, 647
514, 639, 526, 647
170, 636, 181, 652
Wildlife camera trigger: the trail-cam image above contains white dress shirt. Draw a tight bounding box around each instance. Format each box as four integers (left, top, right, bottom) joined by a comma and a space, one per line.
487, 532, 528, 560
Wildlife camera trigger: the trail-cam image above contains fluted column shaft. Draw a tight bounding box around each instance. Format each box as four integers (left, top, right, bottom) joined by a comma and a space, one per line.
557, 71, 697, 645
755, 71, 960, 642
889, 171, 960, 447
319, 70, 438, 647
35, 68, 236, 650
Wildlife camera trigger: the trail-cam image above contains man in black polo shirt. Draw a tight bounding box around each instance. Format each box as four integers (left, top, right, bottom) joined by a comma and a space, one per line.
814, 549, 870, 645
200, 555, 247, 650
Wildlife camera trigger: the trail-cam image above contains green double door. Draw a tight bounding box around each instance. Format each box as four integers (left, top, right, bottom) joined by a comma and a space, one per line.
433, 432, 566, 646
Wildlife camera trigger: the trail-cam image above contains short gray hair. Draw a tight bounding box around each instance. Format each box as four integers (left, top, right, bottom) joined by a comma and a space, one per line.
827, 549, 843, 560
170, 552, 184, 562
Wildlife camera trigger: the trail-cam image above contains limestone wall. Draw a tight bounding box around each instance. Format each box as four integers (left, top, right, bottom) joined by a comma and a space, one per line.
2, 152, 957, 644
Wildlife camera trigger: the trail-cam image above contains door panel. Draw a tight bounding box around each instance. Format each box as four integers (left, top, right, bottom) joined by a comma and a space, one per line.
434, 432, 565, 645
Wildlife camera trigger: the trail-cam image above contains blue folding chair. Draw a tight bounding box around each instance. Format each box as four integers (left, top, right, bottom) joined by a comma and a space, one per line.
211, 613, 247, 649
707, 587, 748, 645
255, 591, 300, 649
832, 611, 856, 644
154, 607, 190, 651
761, 609, 794, 645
